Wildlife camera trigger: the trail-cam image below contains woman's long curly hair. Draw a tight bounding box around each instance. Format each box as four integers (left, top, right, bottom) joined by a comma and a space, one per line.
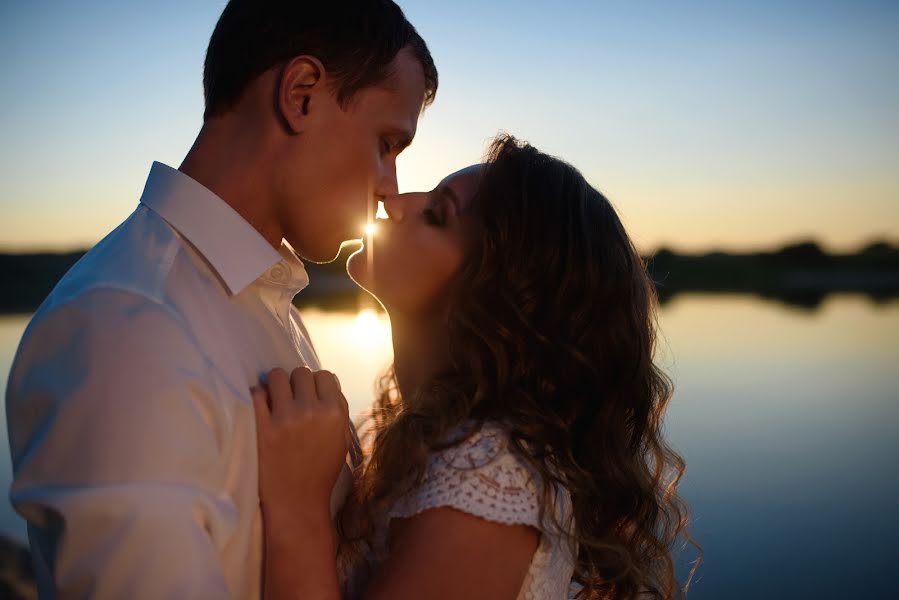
336, 134, 700, 598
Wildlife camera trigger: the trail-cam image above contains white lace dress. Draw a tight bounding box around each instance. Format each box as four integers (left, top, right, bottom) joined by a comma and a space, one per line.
337, 420, 579, 599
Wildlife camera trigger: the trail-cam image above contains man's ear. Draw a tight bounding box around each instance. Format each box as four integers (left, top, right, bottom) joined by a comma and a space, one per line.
277, 55, 325, 135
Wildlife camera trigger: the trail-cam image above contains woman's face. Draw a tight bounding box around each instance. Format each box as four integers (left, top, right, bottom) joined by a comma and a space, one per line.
347, 165, 482, 315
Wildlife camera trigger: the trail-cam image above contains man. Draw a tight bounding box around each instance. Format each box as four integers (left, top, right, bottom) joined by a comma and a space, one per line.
5, 1, 437, 597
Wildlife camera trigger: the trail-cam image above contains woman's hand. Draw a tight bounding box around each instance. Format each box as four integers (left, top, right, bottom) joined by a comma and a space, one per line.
252, 366, 351, 520
252, 367, 349, 600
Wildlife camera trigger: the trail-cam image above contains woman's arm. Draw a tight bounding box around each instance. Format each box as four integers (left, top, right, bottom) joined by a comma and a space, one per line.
261, 501, 339, 600
364, 506, 540, 600
253, 366, 351, 600
254, 369, 539, 600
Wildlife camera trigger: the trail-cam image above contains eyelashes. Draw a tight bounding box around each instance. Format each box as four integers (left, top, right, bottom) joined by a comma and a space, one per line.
422, 204, 447, 226
422, 207, 442, 226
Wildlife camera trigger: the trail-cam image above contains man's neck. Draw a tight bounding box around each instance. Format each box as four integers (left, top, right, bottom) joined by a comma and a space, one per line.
179, 120, 284, 250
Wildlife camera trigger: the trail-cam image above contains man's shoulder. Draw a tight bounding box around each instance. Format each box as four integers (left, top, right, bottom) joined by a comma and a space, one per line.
38, 205, 187, 318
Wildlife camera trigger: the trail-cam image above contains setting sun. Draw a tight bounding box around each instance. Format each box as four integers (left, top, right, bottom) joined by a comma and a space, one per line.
350, 308, 391, 350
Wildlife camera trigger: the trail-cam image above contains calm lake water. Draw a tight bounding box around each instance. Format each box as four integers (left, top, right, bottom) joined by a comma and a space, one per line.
2, 294, 897, 599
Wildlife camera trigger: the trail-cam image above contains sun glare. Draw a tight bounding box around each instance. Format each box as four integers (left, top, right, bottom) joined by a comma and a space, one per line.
351, 308, 391, 349
364, 222, 378, 236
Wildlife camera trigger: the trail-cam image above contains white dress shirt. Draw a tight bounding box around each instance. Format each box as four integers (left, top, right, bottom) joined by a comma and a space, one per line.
5, 161, 357, 598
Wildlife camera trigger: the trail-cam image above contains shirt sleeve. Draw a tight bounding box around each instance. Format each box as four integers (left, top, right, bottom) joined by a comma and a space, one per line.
385, 422, 544, 531
6, 288, 236, 598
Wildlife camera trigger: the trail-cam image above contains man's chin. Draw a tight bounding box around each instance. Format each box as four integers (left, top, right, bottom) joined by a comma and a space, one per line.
340, 237, 364, 251
290, 238, 355, 264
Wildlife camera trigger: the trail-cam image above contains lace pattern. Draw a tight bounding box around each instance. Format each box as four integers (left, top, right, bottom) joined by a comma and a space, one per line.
338, 420, 578, 599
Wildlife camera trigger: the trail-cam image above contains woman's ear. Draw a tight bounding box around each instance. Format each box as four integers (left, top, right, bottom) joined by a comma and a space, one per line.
277, 55, 324, 134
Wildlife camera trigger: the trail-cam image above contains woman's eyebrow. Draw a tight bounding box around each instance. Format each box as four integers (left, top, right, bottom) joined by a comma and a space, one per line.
438, 184, 461, 214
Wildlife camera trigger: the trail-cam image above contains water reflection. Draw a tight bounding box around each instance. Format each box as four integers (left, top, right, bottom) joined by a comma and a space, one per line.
1, 296, 897, 599
0, 315, 30, 543
659, 295, 899, 599
300, 305, 393, 418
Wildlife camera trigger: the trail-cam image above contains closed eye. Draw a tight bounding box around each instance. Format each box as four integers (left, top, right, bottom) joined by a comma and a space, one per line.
424, 200, 452, 227
422, 207, 442, 226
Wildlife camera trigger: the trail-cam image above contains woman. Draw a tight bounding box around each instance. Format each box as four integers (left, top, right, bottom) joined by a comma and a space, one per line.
252, 135, 699, 599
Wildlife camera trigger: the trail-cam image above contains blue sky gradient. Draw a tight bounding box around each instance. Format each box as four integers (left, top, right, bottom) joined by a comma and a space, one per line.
1, 0, 896, 252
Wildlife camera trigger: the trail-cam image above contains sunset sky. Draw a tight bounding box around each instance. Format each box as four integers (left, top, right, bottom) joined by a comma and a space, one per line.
1, 0, 896, 253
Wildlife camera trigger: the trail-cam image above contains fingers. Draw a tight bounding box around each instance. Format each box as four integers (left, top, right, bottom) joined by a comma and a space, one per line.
266, 368, 293, 417
290, 366, 318, 409
250, 386, 270, 430
315, 370, 350, 421
258, 367, 349, 427
312, 370, 340, 404
316, 371, 351, 459
266, 366, 318, 417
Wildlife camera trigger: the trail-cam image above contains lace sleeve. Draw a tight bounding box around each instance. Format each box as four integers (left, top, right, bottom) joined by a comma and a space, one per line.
386, 421, 544, 529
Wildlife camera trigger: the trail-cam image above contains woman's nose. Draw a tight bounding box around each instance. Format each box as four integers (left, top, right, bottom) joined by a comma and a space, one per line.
382, 194, 407, 223
382, 192, 428, 224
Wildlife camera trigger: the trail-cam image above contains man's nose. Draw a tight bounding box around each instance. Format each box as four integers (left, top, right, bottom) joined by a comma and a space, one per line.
374, 163, 399, 199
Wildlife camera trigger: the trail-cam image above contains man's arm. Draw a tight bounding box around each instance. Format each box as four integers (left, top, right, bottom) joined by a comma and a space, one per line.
6, 289, 236, 598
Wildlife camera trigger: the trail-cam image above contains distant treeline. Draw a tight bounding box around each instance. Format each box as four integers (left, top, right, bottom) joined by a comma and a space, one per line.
646, 240, 899, 308
1, 240, 897, 314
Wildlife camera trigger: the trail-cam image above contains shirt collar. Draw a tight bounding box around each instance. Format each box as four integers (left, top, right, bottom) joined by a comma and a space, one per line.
138, 161, 308, 296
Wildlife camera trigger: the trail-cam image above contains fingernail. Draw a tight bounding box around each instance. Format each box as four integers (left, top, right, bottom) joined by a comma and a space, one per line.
250, 385, 263, 396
